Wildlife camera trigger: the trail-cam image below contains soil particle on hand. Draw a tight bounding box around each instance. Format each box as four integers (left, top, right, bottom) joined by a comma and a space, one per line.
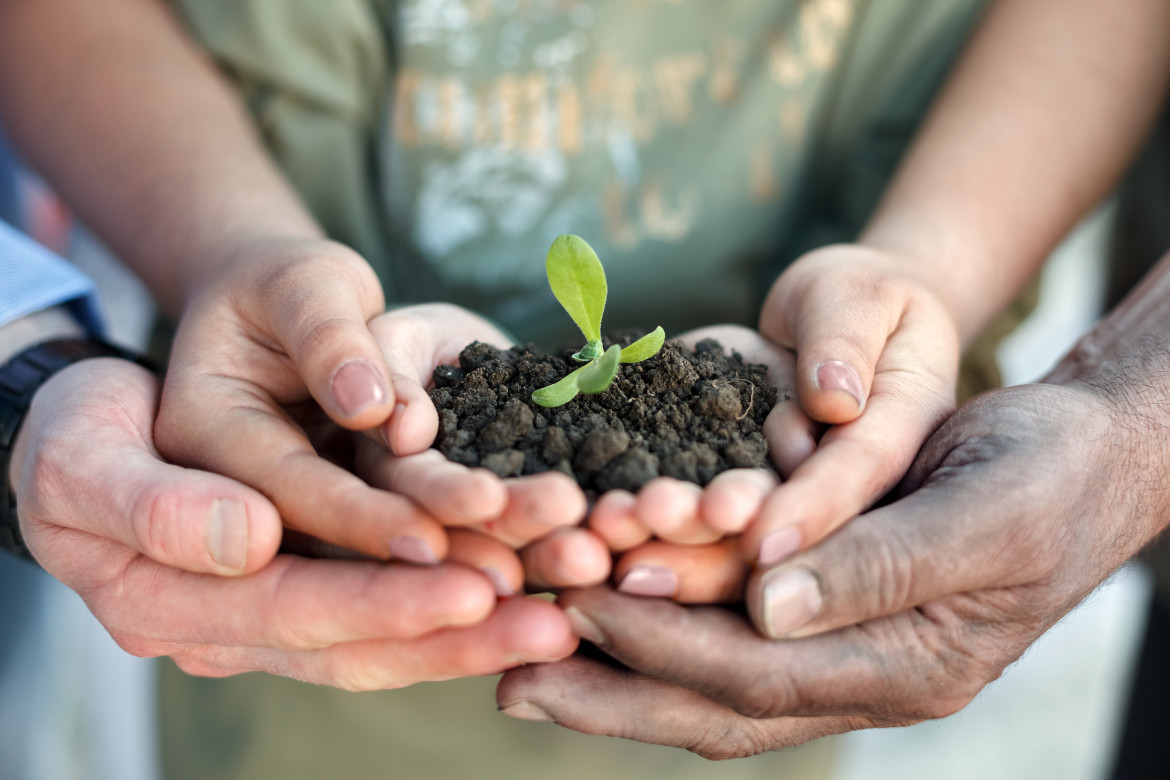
430, 336, 780, 493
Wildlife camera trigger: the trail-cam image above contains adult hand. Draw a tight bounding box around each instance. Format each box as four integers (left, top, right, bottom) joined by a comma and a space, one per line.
154, 238, 465, 561
12, 358, 576, 687
497, 378, 1161, 757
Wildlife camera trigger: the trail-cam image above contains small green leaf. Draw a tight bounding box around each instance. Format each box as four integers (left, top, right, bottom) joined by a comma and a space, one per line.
578, 344, 621, 394
619, 326, 665, 364
572, 339, 603, 362
546, 235, 606, 343
532, 368, 583, 407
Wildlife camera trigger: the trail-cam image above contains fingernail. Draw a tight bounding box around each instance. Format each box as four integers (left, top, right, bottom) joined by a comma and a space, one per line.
207, 499, 248, 573
332, 360, 388, 417
758, 526, 802, 568
479, 567, 515, 597
617, 565, 678, 597
499, 701, 554, 722
564, 606, 606, 646
815, 360, 864, 411
388, 535, 439, 565
762, 567, 823, 638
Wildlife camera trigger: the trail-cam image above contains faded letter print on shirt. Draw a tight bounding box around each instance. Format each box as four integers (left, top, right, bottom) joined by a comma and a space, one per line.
380, 0, 859, 342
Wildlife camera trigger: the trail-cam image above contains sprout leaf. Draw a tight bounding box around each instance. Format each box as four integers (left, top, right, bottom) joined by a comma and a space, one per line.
546, 235, 606, 344
578, 344, 621, 394
619, 326, 665, 364
532, 367, 583, 407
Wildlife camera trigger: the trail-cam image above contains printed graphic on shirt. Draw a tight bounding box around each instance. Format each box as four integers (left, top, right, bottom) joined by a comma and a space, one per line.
381, 0, 857, 333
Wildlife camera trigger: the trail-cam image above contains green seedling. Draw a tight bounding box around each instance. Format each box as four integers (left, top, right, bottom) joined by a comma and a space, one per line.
532, 235, 665, 407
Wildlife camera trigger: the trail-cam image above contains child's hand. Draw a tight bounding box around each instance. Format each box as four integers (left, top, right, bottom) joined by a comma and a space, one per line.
747, 243, 959, 564
353, 303, 610, 591
591, 244, 961, 601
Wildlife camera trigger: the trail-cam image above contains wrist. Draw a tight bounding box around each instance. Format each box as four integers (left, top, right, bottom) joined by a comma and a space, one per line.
0, 307, 87, 364
1043, 264, 1170, 541
856, 224, 995, 346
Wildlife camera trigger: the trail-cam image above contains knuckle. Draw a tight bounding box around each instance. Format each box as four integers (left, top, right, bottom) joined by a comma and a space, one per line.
898, 611, 990, 721
23, 439, 72, 519
690, 720, 773, 761
107, 629, 165, 660
327, 659, 401, 693
295, 315, 367, 365
729, 668, 799, 721
171, 650, 235, 679
131, 487, 182, 564
839, 525, 917, 621
265, 561, 329, 651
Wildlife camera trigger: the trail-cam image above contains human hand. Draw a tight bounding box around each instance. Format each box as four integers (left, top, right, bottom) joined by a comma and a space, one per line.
12, 358, 576, 687
584, 324, 792, 602
497, 379, 1158, 756
156, 239, 459, 563
352, 303, 609, 592
590, 244, 961, 601
746, 243, 959, 563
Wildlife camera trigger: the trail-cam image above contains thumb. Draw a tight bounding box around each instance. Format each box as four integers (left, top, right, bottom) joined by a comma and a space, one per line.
744, 465, 1022, 640
761, 276, 891, 425
16, 360, 282, 577
268, 251, 396, 431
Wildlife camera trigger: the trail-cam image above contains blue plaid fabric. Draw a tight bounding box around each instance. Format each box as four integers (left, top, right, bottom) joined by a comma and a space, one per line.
0, 219, 103, 334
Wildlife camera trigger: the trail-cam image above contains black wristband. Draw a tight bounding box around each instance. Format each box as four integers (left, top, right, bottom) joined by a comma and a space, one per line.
1, 339, 154, 563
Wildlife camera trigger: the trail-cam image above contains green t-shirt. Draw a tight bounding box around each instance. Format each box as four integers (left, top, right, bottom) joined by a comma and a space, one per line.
161, 2, 983, 778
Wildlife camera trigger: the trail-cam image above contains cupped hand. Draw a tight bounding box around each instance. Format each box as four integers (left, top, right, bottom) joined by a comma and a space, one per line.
587, 324, 795, 601
497, 380, 1157, 757
746, 243, 959, 564
353, 303, 610, 591
154, 238, 464, 561
12, 358, 576, 687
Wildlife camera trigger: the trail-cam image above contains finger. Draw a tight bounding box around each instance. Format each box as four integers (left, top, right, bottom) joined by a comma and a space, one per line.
359, 446, 509, 527
17, 360, 282, 577
156, 380, 449, 563
743, 370, 953, 564
633, 477, 722, 544
747, 468, 1036, 640
551, 587, 984, 724
178, 596, 577, 689
698, 468, 779, 534
763, 398, 819, 478
77, 553, 498, 654
368, 303, 514, 455
587, 490, 650, 552
762, 276, 897, 424
614, 538, 746, 603
497, 656, 868, 760
447, 529, 525, 597
521, 528, 611, 590
473, 472, 588, 547
253, 249, 396, 431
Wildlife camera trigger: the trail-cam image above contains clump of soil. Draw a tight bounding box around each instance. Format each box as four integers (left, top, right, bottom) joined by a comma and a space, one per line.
429, 336, 779, 493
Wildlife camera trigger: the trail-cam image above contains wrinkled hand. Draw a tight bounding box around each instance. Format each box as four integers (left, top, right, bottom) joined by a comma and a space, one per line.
498, 380, 1154, 757
11, 358, 577, 687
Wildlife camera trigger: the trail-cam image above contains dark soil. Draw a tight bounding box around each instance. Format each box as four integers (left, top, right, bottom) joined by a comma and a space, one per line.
429, 335, 780, 493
